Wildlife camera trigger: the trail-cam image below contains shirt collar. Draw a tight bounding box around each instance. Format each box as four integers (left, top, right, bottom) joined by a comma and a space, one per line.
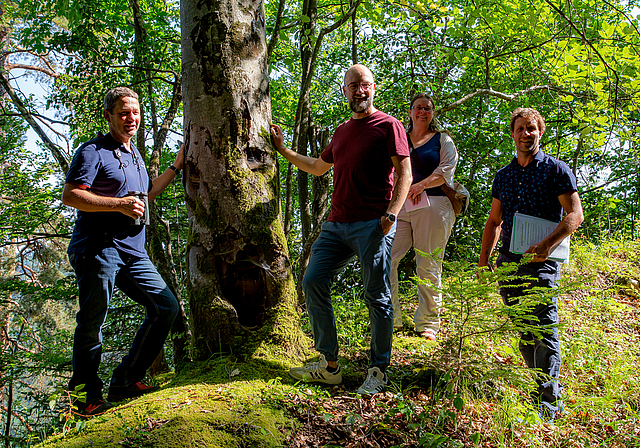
98, 132, 134, 153
509, 148, 545, 168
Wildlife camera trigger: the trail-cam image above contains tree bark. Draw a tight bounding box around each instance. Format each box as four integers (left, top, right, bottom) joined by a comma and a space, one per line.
351, 1, 358, 64
181, 0, 298, 358
293, 0, 316, 244
296, 125, 330, 303
310, 125, 330, 230
283, 162, 293, 238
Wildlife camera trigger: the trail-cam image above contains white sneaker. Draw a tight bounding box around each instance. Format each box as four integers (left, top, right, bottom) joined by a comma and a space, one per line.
356, 367, 388, 395
289, 354, 342, 385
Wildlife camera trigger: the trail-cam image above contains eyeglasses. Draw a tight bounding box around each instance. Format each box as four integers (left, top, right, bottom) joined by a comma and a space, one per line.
411, 106, 434, 112
346, 82, 373, 92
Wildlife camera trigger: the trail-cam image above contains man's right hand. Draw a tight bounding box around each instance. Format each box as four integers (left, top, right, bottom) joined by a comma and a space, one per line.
267, 124, 333, 177
381, 216, 394, 235
119, 195, 145, 219
270, 124, 284, 153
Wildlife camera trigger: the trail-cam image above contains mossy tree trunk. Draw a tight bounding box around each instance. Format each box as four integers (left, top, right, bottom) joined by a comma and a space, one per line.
181, 0, 298, 359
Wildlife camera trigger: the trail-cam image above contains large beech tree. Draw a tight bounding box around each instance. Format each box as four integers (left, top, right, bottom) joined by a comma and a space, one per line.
181, 0, 298, 358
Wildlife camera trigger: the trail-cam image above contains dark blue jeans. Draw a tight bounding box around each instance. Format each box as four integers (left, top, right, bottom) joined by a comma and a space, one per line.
497, 253, 562, 418
302, 219, 395, 371
68, 247, 178, 401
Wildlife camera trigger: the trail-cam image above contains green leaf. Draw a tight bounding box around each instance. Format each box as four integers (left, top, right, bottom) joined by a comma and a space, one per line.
453, 396, 464, 411
75, 420, 87, 433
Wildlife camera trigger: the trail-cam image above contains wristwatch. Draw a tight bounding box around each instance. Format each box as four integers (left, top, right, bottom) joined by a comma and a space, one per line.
169, 165, 180, 174
383, 212, 396, 222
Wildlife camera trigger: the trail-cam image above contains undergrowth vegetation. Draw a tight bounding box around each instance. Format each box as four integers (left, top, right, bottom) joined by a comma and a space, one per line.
38, 237, 640, 447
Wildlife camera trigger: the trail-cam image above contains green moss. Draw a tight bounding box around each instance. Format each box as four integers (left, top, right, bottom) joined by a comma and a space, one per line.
38, 382, 295, 448
258, 126, 274, 151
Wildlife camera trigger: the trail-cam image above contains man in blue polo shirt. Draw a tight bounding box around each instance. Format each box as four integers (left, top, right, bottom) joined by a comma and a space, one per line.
478, 107, 583, 421
63, 87, 184, 416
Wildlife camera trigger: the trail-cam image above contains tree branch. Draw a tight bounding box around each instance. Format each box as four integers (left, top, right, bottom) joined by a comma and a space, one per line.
0, 234, 71, 248
267, 0, 287, 61
4, 63, 59, 79
304, 0, 363, 100
438, 85, 555, 114
0, 72, 69, 173
544, 0, 620, 119
0, 112, 68, 126
150, 73, 183, 174
580, 171, 637, 195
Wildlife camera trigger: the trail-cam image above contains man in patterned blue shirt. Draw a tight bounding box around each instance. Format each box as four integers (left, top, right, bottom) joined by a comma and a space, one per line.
478, 107, 583, 421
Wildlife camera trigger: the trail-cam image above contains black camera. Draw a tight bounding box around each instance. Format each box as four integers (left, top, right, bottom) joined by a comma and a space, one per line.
127, 191, 150, 226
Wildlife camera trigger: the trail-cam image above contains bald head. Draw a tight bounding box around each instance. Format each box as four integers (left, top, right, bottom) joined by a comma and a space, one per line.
342, 65, 377, 117
344, 64, 375, 86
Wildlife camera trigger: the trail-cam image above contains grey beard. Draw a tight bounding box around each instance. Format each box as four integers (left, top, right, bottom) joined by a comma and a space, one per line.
349, 97, 372, 113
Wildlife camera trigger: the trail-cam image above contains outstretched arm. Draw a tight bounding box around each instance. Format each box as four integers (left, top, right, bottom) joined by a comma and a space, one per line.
149, 145, 185, 201
270, 124, 332, 176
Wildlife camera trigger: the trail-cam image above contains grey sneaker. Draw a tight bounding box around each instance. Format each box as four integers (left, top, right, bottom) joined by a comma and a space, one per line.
356, 367, 388, 395
289, 354, 342, 385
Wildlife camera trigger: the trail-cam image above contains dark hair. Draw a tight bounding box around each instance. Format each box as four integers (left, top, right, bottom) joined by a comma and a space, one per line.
104, 87, 139, 113
408, 93, 440, 133
510, 107, 546, 134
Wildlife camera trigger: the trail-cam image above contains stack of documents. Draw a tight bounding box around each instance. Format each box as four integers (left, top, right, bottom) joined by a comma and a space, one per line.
509, 212, 570, 263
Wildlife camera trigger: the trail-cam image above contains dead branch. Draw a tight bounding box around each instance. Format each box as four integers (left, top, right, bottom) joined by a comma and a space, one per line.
438, 86, 555, 113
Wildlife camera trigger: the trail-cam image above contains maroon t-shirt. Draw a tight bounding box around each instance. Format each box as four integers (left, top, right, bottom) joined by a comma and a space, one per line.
321, 111, 410, 223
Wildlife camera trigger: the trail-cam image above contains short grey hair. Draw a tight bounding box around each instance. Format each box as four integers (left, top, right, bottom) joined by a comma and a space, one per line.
104, 87, 139, 113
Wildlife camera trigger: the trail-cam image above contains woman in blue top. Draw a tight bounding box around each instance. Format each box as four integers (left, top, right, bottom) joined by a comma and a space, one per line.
390, 93, 458, 339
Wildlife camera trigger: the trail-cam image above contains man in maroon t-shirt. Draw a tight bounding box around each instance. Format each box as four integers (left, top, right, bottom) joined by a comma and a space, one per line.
271, 64, 411, 394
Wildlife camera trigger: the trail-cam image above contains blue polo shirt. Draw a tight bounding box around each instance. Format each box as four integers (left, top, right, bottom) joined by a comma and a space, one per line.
66, 133, 151, 257
492, 149, 578, 253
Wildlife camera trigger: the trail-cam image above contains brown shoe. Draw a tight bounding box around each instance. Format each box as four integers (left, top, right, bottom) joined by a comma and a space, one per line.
73, 398, 113, 417
108, 381, 159, 402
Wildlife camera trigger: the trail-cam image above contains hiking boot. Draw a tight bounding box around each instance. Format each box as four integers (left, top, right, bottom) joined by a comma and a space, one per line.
73, 398, 113, 417
289, 354, 342, 385
108, 381, 160, 402
356, 367, 388, 395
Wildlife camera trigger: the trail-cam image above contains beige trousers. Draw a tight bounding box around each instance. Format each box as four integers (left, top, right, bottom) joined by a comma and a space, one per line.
390, 195, 455, 332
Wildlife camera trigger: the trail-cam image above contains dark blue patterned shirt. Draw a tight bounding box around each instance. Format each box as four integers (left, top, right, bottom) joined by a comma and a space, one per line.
492, 150, 578, 253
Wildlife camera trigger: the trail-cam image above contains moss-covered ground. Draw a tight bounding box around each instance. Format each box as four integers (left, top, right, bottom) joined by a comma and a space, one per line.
39, 238, 640, 447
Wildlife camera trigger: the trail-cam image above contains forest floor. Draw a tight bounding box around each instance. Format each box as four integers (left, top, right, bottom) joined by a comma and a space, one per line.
39, 238, 640, 448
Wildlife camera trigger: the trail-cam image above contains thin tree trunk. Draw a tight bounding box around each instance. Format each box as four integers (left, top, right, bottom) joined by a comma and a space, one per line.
266, 0, 287, 61
351, 1, 358, 64
129, 0, 190, 371
284, 162, 293, 238
296, 125, 330, 303
310, 126, 331, 230
294, 0, 316, 244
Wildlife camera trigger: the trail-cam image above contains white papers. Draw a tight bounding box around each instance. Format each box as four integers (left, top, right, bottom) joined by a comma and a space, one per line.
404, 192, 430, 212
509, 212, 570, 263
